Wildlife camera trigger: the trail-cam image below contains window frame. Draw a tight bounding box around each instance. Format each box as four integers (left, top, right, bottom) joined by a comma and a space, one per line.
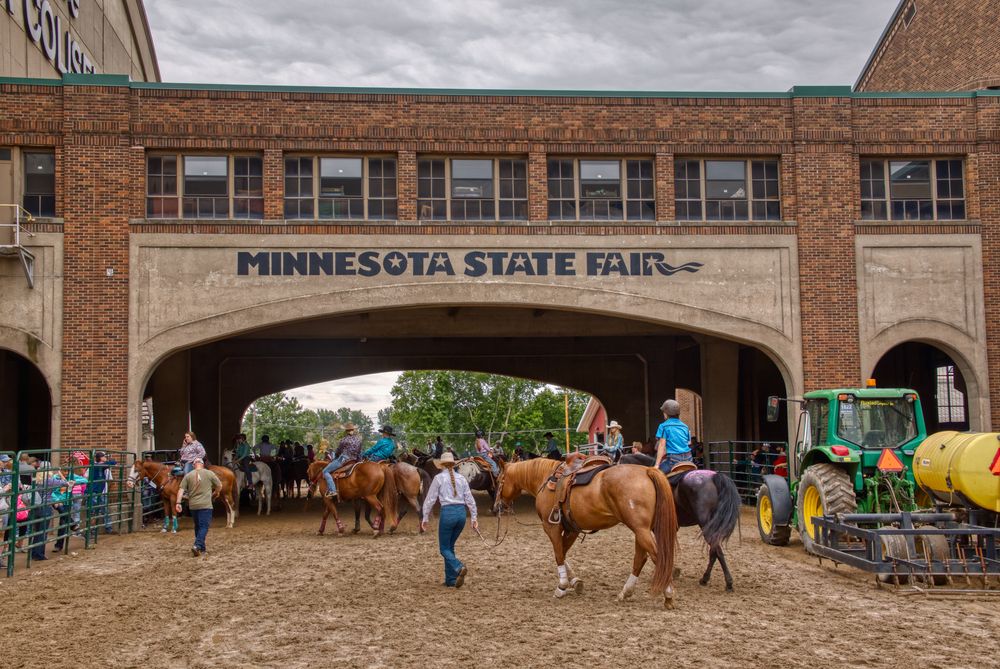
673, 158, 781, 222
859, 158, 966, 222
546, 157, 655, 222
145, 153, 264, 220
283, 155, 398, 221
22, 149, 56, 218
417, 156, 528, 222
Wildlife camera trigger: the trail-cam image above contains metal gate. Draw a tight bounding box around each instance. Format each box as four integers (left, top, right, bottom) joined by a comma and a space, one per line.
2, 449, 137, 577
706, 440, 790, 504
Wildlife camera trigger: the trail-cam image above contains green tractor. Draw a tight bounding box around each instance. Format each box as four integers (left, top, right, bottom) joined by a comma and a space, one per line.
756, 385, 926, 553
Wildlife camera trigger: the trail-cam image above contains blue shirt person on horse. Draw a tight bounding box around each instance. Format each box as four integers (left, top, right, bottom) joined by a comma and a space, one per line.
654, 399, 692, 475
603, 420, 625, 460
363, 426, 397, 461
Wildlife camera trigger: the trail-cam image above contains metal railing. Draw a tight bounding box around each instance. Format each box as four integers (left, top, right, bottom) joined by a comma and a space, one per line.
0, 204, 36, 288
706, 440, 790, 505
1, 449, 137, 577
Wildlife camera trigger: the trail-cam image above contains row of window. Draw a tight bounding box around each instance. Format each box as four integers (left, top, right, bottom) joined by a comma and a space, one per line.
10, 150, 973, 223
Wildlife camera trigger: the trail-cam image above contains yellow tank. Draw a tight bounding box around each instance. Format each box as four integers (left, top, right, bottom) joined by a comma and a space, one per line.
913, 431, 1000, 512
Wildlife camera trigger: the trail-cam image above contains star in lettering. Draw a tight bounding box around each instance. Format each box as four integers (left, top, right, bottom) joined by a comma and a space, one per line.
387, 254, 403, 269
512, 255, 528, 270
605, 256, 622, 270
433, 255, 451, 270
645, 257, 659, 272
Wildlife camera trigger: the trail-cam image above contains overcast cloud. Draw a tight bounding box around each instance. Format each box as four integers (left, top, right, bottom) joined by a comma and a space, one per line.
145, 1, 899, 418
146, 0, 898, 91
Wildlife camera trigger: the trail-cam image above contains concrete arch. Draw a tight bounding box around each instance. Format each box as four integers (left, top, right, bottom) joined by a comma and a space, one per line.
0, 342, 58, 451
862, 320, 987, 431
129, 283, 804, 455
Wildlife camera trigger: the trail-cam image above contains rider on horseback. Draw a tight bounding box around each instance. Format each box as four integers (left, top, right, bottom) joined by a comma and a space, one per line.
474, 430, 499, 476
653, 399, 692, 474
362, 425, 397, 462
323, 422, 362, 500
603, 421, 625, 461
234, 433, 254, 489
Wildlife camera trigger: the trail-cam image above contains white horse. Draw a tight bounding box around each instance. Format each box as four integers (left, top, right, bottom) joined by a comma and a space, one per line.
223, 449, 273, 515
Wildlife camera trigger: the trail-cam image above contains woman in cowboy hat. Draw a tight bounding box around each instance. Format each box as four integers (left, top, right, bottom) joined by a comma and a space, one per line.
323, 422, 363, 499
604, 420, 625, 461
362, 425, 397, 462
421, 451, 479, 588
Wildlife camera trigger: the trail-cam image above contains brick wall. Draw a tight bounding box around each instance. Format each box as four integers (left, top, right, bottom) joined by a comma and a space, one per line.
2, 79, 998, 443
858, 0, 1000, 92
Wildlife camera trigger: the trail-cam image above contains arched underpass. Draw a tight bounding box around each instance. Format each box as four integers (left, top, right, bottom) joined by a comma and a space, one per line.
142, 306, 790, 461
0, 348, 51, 453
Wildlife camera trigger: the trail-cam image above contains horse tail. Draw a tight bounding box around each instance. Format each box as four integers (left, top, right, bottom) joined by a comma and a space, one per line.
377, 464, 399, 528
646, 467, 679, 595
701, 472, 741, 550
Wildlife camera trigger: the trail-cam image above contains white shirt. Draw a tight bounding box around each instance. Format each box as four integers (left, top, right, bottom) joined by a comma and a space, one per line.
422, 469, 478, 523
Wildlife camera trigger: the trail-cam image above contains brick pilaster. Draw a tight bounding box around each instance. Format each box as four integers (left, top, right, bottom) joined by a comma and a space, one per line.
397, 149, 416, 222
654, 152, 674, 221
528, 151, 548, 221
263, 148, 284, 220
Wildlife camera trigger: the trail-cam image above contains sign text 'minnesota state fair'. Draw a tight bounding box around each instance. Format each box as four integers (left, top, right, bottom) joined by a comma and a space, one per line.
236, 250, 704, 278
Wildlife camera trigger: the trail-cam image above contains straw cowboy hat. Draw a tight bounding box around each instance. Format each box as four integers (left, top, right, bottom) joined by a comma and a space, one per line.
342, 422, 358, 432
607, 420, 623, 431
434, 451, 457, 468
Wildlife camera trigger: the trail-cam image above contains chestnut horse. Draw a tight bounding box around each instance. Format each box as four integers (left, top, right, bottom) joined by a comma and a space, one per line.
128, 460, 238, 529
494, 458, 680, 608
306, 460, 399, 536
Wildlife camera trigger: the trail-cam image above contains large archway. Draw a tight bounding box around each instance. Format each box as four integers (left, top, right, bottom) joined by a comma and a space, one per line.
139, 305, 791, 462
872, 341, 970, 433
0, 349, 52, 452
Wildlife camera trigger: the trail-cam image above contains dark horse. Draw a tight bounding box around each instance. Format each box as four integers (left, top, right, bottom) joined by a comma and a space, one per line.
403, 448, 501, 511
621, 444, 740, 591
280, 456, 311, 498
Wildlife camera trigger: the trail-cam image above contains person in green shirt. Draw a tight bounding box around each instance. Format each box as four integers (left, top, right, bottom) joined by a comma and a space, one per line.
234, 433, 254, 489
176, 458, 221, 557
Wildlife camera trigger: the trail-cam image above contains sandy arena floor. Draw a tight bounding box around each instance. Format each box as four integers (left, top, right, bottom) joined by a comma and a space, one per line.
2, 495, 998, 669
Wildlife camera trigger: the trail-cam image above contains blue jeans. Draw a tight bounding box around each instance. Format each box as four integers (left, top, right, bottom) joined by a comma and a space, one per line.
182, 462, 194, 475
438, 504, 467, 585
323, 455, 347, 495
191, 508, 212, 552
89, 493, 112, 536
480, 454, 499, 476
53, 504, 70, 551
29, 504, 52, 560
238, 458, 254, 487
658, 451, 693, 475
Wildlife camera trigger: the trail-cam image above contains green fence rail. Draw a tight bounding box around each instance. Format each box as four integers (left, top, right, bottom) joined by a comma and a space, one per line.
705, 440, 790, 505
1, 449, 137, 577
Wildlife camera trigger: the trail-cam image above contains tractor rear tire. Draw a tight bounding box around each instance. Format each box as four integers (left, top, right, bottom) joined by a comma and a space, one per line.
756, 481, 792, 546
796, 463, 856, 555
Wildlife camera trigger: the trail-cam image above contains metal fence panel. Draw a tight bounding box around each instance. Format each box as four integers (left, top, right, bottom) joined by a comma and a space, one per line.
706, 440, 790, 505
1, 450, 15, 577
1, 449, 137, 577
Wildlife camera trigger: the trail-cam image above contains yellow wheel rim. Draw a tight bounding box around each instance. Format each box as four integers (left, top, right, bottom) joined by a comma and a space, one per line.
759, 494, 773, 535
803, 485, 823, 540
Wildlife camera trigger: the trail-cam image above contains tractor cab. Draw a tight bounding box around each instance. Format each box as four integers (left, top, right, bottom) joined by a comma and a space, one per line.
758, 384, 927, 550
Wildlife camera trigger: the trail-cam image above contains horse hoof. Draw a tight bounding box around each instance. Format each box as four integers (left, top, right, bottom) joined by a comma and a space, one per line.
699, 578, 708, 586
160, 528, 167, 534
663, 598, 675, 610
171, 530, 177, 534
351, 528, 360, 535
554, 587, 569, 599
571, 578, 584, 595
725, 584, 734, 592
673, 567, 682, 578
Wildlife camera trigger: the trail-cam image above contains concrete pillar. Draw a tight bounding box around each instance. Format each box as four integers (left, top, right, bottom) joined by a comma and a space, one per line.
149, 350, 191, 457
701, 339, 740, 444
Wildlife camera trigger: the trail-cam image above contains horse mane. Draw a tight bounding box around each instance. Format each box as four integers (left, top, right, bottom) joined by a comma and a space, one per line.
508, 458, 561, 493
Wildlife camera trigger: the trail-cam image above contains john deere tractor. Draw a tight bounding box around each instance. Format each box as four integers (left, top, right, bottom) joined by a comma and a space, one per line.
756, 385, 926, 553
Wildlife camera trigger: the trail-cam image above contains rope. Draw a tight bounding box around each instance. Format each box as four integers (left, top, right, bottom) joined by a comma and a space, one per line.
471, 509, 509, 549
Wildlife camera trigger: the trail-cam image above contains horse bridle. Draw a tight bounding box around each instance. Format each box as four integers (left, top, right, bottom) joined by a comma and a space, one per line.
127, 462, 169, 490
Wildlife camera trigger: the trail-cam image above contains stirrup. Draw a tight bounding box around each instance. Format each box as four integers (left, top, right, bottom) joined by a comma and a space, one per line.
547, 507, 562, 525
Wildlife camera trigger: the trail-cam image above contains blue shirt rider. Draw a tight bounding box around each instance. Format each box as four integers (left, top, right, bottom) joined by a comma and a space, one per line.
363, 425, 397, 462
654, 399, 692, 475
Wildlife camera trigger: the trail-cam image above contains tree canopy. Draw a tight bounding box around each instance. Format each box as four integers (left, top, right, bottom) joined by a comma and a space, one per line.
241, 394, 374, 446
379, 371, 591, 454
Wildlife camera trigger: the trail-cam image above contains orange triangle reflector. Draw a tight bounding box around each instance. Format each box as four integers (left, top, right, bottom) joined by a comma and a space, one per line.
990, 447, 1000, 476
876, 448, 905, 473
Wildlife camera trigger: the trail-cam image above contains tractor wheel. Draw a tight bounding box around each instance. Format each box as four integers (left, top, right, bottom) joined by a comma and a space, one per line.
796, 463, 856, 555
756, 481, 791, 546
914, 532, 950, 586
877, 534, 911, 585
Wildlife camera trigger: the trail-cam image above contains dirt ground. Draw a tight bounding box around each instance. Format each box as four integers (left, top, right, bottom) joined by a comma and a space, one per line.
2, 495, 998, 669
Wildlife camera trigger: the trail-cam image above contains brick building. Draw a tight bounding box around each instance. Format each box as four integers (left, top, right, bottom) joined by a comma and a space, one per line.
1, 3, 999, 460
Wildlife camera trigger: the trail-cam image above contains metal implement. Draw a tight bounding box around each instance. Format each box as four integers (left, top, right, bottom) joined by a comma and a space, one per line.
810, 511, 1000, 592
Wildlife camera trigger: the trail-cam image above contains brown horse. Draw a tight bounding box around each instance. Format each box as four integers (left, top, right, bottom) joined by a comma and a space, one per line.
494, 458, 680, 608
128, 460, 238, 529
306, 460, 399, 536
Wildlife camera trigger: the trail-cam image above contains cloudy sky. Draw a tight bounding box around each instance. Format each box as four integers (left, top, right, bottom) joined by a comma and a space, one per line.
145, 0, 899, 418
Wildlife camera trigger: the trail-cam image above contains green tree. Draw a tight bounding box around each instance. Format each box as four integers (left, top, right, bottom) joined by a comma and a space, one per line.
241, 392, 318, 445
381, 371, 591, 454
316, 408, 375, 444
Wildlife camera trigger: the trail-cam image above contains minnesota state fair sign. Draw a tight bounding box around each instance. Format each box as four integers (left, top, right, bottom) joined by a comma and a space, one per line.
236, 250, 704, 278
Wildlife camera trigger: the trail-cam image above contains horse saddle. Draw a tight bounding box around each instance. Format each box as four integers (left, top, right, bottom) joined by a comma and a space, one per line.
666, 461, 698, 488
468, 456, 494, 473
331, 459, 361, 480
545, 455, 613, 533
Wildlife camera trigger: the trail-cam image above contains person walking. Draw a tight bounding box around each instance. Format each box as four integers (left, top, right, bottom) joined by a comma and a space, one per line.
653, 399, 693, 475
323, 422, 362, 500
179, 432, 206, 475
175, 458, 221, 557
420, 451, 478, 588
